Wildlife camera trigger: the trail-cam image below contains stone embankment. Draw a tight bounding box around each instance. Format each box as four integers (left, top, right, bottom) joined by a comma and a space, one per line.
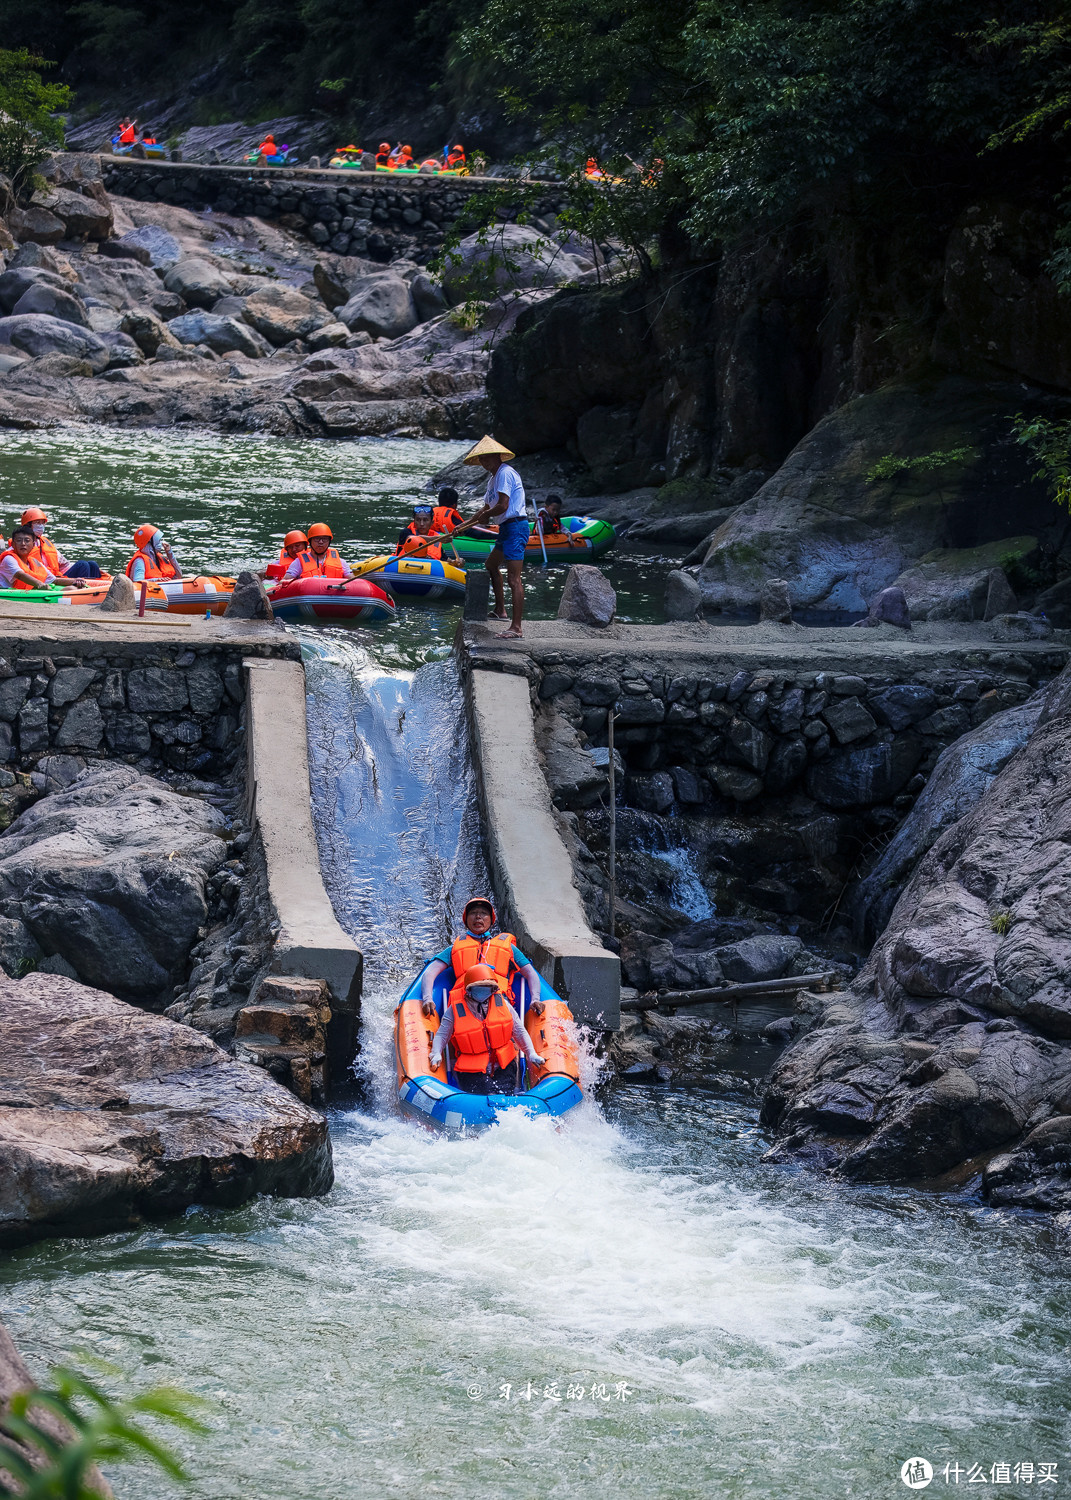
100, 158, 566, 265
0, 608, 361, 1240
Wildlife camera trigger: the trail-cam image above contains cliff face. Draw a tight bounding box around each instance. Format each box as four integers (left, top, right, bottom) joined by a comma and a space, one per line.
487, 203, 1071, 493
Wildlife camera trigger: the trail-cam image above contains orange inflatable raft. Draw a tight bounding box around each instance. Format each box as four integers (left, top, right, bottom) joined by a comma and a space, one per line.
394, 962, 583, 1130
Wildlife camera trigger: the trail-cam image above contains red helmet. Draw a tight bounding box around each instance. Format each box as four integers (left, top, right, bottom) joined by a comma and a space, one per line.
20, 507, 48, 524
463, 896, 496, 927
307, 522, 333, 539
283, 529, 307, 549
464, 963, 499, 994
133, 524, 161, 551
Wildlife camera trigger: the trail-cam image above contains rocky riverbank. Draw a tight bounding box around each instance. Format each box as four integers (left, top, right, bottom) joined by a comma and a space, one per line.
0, 153, 608, 439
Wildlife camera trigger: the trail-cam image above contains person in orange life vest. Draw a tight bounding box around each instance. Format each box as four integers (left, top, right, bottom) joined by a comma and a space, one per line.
445, 143, 465, 170
429, 963, 545, 1096
117, 119, 136, 145
420, 896, 543, 1019
257, 133, 277, 159
282, 522, 354, 581
395, 506, 443, 558
432, 487, 465, 534
0, 527, 87, 590
125, 525, 182, 583
259, 529, 307, 581
20, 507, 103, 579
375, 141, 391, 168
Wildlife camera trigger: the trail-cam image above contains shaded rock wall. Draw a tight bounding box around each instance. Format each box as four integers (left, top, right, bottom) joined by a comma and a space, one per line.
488, 205, 1071, 493
760, 664, 1071, 1210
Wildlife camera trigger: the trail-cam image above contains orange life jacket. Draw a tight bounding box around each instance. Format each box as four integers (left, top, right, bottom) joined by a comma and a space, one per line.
32, 535, 63, 573
125, 547, 177, 581
292, 547, 347, 578
537, 509, 563, 535
376, 151, 390, 168
398, 534, 441, 561
118, 125, 136, 144
0, 548, 51, 589
447, 933, 518, 1008
258, 139, 276, 156
432, 506, 463, 533
447, 150, 465, 169
447, 991, 518, 1073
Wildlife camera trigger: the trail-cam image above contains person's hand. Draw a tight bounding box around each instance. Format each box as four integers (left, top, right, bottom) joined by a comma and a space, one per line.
421, 999, 436, 1017
430, 1051, 442, 1069
530, 1053, 546, 1067
69, 578, 87, 589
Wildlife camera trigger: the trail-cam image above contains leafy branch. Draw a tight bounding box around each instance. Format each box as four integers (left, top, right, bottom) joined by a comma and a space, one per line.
0, 1365, 207, 1499
865, 447, 978, 483
1011, 411, 1071, 511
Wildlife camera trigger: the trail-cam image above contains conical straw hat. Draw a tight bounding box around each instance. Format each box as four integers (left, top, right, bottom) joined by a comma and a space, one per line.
463, 433, 515, 465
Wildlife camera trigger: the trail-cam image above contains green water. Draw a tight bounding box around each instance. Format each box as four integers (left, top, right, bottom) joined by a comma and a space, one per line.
0, 428, 1067, 1500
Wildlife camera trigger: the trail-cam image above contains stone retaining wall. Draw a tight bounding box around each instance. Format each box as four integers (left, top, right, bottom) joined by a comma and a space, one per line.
0, 633, 300, 815
100, 159, 566, 264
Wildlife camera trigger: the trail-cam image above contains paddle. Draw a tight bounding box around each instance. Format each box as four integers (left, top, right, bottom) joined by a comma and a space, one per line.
328, 514, 495, 588
535, 512, 548, 568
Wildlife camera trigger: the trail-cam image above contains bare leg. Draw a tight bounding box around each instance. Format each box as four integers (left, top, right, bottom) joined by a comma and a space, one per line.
486, 546, 507, 619
506, 558, 524, 634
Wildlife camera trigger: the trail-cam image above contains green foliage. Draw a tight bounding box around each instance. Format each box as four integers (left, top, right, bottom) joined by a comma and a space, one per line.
1011, 411, 1071, 510
0, 1365, 206, 1499
0, 48, 68, 196
990, 910, 1012, 935
866, 448, 978, 483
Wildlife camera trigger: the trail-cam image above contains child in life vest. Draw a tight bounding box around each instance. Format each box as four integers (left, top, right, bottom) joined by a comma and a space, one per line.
429, 963, 544, 1095
421, 897, 545, 1092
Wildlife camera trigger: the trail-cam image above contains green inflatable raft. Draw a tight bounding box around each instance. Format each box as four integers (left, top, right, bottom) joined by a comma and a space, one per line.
444, 516, 615, 565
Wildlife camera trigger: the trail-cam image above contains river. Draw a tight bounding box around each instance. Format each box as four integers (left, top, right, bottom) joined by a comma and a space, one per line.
0, 429, 1066, 1498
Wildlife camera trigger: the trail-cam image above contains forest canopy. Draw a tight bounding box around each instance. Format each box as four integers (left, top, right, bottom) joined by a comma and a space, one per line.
1, 0, 1068, 262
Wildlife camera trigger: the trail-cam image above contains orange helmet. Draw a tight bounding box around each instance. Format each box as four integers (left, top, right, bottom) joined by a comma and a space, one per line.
20, 507, 48, 524
307, 522, 333, 540
463, 896, 496, 927
379, 141, 390, 152
283, 529, 307, 549
133, 524, 161, 551
464, 963, 499, 993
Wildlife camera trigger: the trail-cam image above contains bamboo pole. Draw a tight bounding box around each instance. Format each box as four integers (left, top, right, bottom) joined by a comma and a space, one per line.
620, 971, 839, 1013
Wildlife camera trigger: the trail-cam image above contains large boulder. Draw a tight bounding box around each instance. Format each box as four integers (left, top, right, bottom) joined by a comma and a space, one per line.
117, 225, 181, 269
664, 569, 702, 621
6, 204, 65, 245
761, 664, 1071, 1201
698, 379, 1065, 616
0, 972, 332, 1245
849, 694, 1044, 942
557, 565, 616, 626
891, 540, 1026, 621
120, 309, 181, 356
169, 309, 264, 357
0, 766, 229, 1006
35, 186, 112, 241
337, 276, 418, 340
242, 284, 324, 346
442, 223, 589, 301
0, 266, 74, 315
10, 280, 90, 327
0, 314, 109, 372
162, 257, 232, 310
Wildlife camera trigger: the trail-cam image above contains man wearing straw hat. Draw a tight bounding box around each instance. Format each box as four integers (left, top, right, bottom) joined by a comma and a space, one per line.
464, 434, 529, 638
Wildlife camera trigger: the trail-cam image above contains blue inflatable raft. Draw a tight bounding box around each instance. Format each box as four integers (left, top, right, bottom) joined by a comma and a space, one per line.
394, 961, 584, 1130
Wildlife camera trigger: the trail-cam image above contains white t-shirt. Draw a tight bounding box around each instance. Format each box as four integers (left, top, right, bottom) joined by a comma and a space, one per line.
0, 553, 56, 587
484, 463, 527, 522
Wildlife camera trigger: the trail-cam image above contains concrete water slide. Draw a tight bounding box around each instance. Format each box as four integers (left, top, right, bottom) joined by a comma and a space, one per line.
465, 666, 620, 1030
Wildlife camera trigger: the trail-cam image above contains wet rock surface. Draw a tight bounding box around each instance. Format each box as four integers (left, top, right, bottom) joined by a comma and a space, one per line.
0, 971, 332, 1246
760, 663, 1071, 1209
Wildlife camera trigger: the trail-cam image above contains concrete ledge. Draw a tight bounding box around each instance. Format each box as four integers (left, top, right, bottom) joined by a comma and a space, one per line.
464, 667, 620, 1029
244, 659, 362, 1075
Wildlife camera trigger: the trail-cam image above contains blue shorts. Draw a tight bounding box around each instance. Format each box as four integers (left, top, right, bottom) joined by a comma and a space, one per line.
495, 518, 531, 561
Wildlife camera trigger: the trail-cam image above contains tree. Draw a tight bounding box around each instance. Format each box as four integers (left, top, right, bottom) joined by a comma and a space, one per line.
0, 48, 68, 197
